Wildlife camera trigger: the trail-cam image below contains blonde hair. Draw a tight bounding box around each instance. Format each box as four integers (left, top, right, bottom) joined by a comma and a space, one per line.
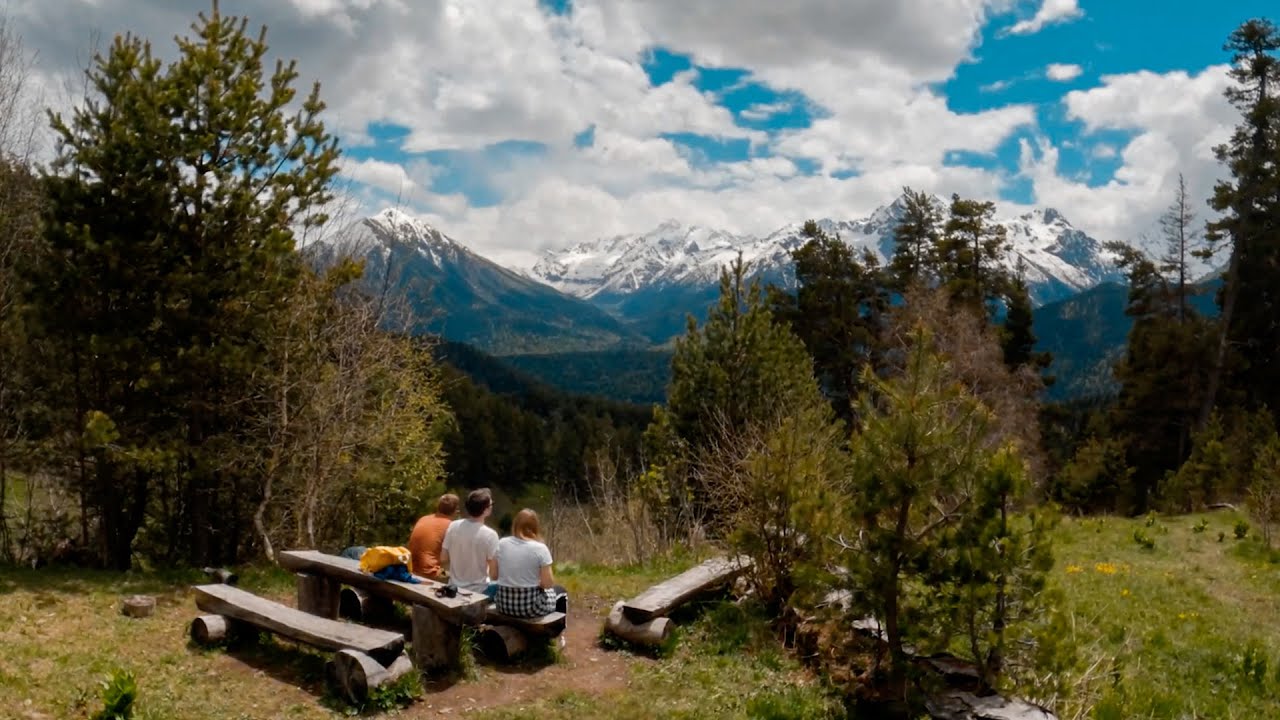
511, 508, 542, 541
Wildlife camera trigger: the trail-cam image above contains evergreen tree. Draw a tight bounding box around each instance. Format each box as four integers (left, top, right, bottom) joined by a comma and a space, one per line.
889, 187, 942, 290
1103, 241, 1213, 511
1201, 18, 1280, 428
936, 194, 1010, 311
23, 3, 339, 567
839, 326, 1052, 699
999, 267, 1051, 376
647, 254, 828, 525
1160, 173, 1200, 323
771, 220, 889, 423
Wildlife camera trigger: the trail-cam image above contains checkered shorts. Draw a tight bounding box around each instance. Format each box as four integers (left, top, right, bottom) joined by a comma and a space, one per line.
494, 585, 557, 618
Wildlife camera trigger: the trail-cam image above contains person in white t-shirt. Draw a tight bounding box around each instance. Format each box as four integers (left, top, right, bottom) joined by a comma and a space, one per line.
440, 488, 500, 596
493, 508, 568, 618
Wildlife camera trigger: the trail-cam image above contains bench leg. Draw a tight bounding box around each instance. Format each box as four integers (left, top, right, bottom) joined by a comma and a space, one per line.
605, 600, 672, 647
479, 624, 529, 661
296, 573, 341, 619
411, 604, 461, 676
330, 649, 416, 705
339, 587, 395, 624
191, 614, 228, 645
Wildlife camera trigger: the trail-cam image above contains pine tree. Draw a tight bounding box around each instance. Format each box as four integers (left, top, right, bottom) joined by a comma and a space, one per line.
936, 194, 1011, 312
1160, 173, 1200, 323
24, 2, 339, 568
1103, 241, 1213, 511
647, 254, 829, 527
889, 187, 942, 290
771, 220, 889, 424
1201, 19, 1280, 428
839, 326, 1052, 699
999, 267, 1051, 376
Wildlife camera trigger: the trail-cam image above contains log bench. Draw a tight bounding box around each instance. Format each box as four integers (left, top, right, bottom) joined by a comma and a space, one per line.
189, 583, 414, 704
479, 606, 567, 661
604, 555, 752, 647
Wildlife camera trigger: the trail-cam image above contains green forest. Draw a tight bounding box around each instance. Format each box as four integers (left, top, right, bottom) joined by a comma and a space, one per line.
5, 5, 1280, 718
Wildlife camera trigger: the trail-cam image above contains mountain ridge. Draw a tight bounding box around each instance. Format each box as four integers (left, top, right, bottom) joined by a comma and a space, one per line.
308, 208, 644, 354
529, 192, 1141, 312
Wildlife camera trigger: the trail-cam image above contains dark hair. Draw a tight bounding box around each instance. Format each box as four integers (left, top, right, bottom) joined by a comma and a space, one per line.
436, 493, 460, 516
464, 488, 492, 518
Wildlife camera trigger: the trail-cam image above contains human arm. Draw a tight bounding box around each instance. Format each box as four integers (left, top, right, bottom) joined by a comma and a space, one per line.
440, 524, 453, 572
538, 542, 554, 589
486, 530, 500, 581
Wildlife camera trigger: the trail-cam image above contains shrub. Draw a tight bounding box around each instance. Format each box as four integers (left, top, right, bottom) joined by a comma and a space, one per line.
91, 669, 137, 720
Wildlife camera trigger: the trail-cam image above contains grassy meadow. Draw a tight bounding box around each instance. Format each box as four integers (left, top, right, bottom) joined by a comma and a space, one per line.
1, 512, 1279, 718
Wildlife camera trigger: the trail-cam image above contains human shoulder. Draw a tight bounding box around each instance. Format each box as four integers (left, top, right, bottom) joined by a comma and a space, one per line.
533, 540, 552, 564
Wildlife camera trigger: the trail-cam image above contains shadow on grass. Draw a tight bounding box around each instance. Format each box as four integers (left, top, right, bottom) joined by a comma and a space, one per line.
191, 632, 332, 699
0, 562, 295, 598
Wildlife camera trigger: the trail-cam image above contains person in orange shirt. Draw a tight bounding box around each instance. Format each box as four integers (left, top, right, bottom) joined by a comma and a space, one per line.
408, 493, 460, 580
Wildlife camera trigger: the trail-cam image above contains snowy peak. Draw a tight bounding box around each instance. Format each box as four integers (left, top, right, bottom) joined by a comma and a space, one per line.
352, 207, 471, 268
529, 192, 1127, 307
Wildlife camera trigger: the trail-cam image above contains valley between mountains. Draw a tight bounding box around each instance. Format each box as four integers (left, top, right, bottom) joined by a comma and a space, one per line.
312, 191, 1217, 403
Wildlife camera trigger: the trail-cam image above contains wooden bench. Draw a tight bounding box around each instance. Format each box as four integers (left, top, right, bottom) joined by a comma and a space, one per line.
478, 606, 568, 661
604, 555, 752, 647
190, 583, 414, 704
278, 550, 575, 670
279, 550, 569, 665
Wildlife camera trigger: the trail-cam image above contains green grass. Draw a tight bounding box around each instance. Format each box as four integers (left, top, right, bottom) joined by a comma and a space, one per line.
474, 599, 841, 720
1052, 511, 1280, 718
5, 513, 1280, 718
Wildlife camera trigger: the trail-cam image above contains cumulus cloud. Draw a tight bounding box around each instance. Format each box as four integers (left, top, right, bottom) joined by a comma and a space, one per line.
1006, 0, 1083, 36
7, 0, 1237, 274
1017, 65, 1235, 262
1046, 63, 1083, 82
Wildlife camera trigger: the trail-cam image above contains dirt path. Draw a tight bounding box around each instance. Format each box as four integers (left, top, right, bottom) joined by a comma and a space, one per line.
409, 594, 645, 716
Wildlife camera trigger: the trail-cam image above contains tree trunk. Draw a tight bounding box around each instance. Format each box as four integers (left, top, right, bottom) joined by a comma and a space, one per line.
1200, 248, 1240, 430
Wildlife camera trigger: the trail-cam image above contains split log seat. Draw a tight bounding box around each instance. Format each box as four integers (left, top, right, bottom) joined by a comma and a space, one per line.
484, 605, 566, 636
478, 606, 567, 661
189, 583, 413, 704
604, 555, 752, 647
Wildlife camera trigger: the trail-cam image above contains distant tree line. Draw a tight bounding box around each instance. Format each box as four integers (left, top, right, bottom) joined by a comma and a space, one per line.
432, 340, 650, 502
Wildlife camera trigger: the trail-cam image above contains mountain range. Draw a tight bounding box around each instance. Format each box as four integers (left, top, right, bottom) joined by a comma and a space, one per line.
308, 208, 644, 354
308, 192, 1208, 399
528, 193, 1143, 342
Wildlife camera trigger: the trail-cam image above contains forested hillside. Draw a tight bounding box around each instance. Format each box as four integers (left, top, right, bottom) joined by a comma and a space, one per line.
431, 341, 651, 500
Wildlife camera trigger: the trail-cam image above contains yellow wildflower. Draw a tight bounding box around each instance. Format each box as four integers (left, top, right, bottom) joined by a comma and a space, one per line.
1065, 564, 1083, 574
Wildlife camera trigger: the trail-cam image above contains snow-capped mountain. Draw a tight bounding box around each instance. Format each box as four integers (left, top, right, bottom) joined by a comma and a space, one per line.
531, 194, 1129, 312
308, 208, 642, 354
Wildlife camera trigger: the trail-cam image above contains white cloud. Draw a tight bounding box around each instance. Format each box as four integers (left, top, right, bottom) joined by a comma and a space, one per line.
1006, 0, 1083, 36
1046, 63, 1083, 82
739, 101, 793, 121
8, 0, 1239, 276
1017, 65, 1235, 262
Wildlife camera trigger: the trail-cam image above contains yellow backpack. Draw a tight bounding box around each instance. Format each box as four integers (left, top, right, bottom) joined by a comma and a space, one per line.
359, 545, 413, 574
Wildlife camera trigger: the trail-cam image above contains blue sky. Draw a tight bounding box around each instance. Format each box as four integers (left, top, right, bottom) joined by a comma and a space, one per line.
14, 0, 1276, 265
